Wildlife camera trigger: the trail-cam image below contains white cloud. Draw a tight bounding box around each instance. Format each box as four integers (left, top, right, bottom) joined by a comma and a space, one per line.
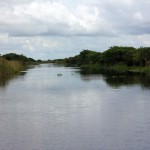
134, 12, 143, 21
23, 40, 34, 52
0, 33, 9, 43
0, 1, 115, 36
0, 0, 150, 59
137, 34, 150, 46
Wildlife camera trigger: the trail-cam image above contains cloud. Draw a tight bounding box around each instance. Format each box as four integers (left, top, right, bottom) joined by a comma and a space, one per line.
0, 0, 150, 36
0, 0, 150, 37
0, 0, 150, 59
96, 0, 150, 35
0, 0, 115, 37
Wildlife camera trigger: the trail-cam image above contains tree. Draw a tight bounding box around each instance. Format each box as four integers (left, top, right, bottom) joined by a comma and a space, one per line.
139, 47, 150, 66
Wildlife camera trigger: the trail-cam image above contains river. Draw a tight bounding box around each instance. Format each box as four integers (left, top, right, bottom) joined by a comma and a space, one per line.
0, 64, 150, 150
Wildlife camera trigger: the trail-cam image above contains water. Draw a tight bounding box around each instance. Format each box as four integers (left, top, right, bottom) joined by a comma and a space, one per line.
0, 64, 150, 150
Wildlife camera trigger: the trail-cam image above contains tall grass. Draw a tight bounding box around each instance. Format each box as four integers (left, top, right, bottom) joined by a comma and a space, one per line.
81, 64, 150, 74
0, 58, 23, 76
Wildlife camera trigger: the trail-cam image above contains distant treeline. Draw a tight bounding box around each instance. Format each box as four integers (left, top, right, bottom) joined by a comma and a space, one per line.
53, 46, 150, 67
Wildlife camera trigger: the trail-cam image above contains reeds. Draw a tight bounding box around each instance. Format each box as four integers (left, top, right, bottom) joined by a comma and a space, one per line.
0, 58, 23, 76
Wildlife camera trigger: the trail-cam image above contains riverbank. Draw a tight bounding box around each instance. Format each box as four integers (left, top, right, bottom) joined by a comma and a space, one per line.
52, 46, 150, 73
80, 64, 150, 74
0, 58, 24, 76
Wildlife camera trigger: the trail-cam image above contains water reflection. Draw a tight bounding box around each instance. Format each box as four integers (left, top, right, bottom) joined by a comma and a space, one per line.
0, 64, 150, 150
1, 64, 150, 90
0, 72, 27, 88
79, 67, 150, 89
0, 64, 36, 88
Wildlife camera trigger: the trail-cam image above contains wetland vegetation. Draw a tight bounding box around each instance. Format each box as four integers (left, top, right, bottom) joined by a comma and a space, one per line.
0, 53, 36, 76
1, 46, 150, 77
53, 46, 150, 73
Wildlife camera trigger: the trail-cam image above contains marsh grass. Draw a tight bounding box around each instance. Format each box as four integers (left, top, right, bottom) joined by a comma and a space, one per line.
109, 65, 150, 73
0, 58, 23, 76
81, 64, 150, 74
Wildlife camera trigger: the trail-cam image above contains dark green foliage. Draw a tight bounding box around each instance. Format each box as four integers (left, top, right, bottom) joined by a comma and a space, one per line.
2, 53, 36, 63
63, 50, 101, 66
139, 47, 150, 66
52, 59, 66, 64
79, 50, 101, 65
27, 57, 36, 62
37, 59, 42, 63
58, 46, 150, 68
101, 46, 137, 66
3, 53, 27, 62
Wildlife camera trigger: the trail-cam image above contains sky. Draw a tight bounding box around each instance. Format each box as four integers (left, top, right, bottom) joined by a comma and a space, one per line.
0, 0, 150, 60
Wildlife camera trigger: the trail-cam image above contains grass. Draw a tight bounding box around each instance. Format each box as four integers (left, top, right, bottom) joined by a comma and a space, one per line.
81, 64, 150, 74
0, 57, 24, 76
108, 65, 150, 73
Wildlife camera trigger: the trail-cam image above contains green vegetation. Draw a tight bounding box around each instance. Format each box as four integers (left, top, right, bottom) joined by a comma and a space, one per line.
1, 46, 150, 75
0, 58, 24, 75
0, 53, 36, 76
2, 53, 36, 64
53, 46, 150, 72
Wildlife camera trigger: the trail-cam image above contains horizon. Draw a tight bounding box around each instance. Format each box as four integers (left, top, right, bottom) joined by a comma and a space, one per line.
1, 45, 148, 61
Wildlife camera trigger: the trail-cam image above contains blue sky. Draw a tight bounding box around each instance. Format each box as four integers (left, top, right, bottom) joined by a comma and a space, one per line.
0, 0, 150, 60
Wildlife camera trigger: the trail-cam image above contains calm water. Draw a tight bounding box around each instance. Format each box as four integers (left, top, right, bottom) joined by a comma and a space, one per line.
0, 64, 150, 150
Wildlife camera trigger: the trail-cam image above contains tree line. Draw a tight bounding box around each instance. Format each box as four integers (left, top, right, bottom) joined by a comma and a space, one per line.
0, 53, 36, 63
53, 46, 150, 67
